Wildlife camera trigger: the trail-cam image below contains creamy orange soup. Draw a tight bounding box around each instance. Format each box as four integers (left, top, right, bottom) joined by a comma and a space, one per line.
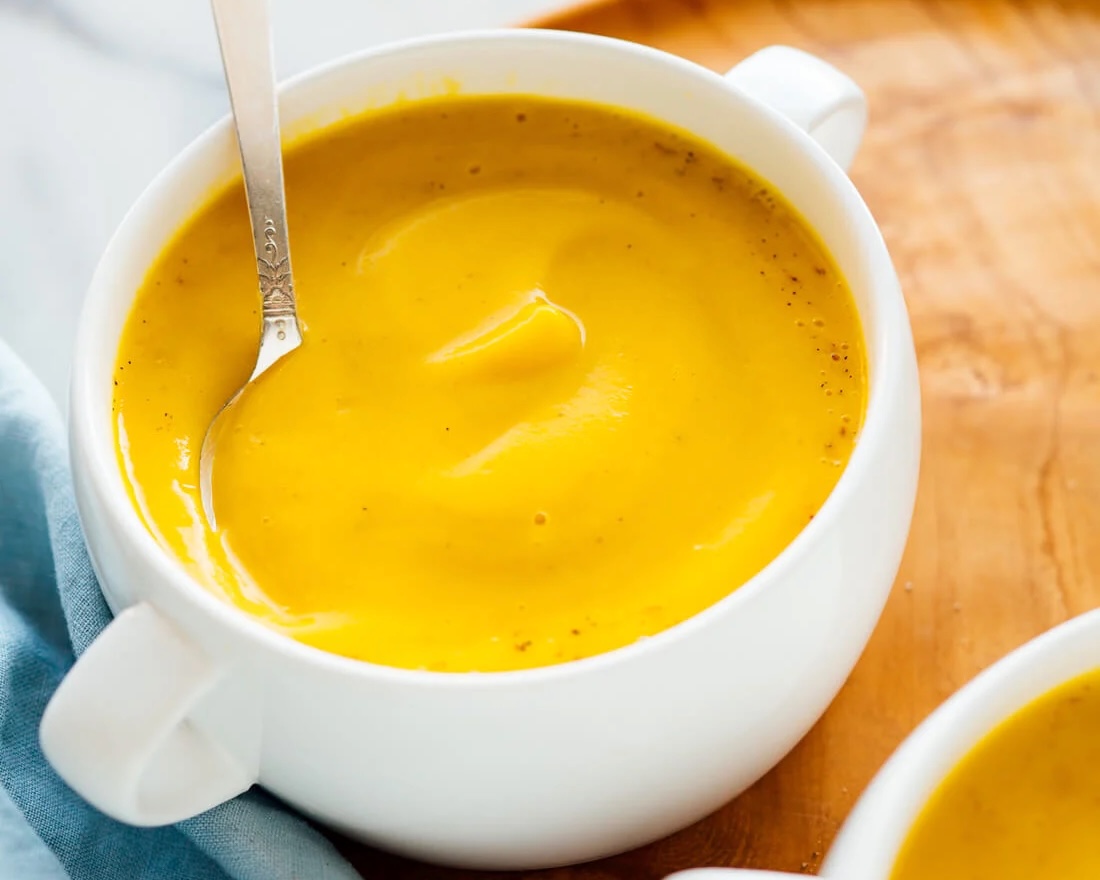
113, 96, 866, 672
892, 667, 1100, 880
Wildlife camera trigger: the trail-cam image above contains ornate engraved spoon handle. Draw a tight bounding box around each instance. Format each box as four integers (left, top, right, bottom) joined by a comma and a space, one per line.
201, 0, 302, 530
211, 0, 301, 355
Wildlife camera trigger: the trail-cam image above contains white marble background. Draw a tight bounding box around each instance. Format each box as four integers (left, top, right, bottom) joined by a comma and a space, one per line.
0, 0, 565, 404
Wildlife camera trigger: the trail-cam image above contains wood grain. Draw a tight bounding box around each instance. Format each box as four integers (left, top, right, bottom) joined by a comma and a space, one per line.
339, 1, 1100, 876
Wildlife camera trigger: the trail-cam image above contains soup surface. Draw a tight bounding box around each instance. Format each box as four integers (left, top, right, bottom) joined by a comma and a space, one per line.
113, 95, 865, 672
891, 666, 1100, 880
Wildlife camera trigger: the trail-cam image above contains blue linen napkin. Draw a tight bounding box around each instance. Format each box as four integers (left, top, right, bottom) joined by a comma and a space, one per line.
0, 338, 363, 880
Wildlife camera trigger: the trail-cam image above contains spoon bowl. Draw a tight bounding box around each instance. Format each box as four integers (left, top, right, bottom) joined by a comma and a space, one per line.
200, 0, 303, 528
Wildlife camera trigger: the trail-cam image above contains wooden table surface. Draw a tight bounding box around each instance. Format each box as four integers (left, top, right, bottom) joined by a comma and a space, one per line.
340, 1, 1100, 875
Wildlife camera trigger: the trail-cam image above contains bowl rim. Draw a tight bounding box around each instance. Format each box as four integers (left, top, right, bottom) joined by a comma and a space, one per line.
70, 27, 913, 689
823, 607, 1100, 876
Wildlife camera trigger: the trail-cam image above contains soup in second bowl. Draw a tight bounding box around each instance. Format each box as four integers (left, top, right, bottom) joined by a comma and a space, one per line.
112, 95, 865, 672
891, 666, 1100, 879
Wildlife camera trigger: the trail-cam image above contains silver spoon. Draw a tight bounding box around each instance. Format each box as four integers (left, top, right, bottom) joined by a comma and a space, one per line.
200, 0, 302, 528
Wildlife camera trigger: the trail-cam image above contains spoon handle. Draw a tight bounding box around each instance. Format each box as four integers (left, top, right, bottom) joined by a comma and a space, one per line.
211, 0, 299, 328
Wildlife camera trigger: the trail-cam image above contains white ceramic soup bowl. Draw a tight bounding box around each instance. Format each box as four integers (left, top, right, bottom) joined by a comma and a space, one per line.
41, 30, 920, 870
669, 608, 1100, 880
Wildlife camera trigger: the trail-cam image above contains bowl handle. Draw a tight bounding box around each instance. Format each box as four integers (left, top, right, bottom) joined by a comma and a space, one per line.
39, 602, 257, 825
724, 45, 868, 172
